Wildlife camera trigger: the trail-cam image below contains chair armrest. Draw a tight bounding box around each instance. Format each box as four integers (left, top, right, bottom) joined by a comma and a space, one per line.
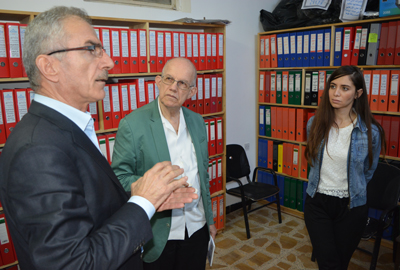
226, 176, 244, 187
253, 167, 278, 186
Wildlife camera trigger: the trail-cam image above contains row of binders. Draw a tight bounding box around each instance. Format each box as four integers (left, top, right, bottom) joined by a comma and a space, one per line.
375, 115, 400, 158
258, 139, 309, 179
335, 21, 400, 67
0, 203, 18, 266
259, 28, 332, 68
259, 106, 316, 142
94, 28, 224, 74
208, 156, 223, 195
211, 195, 224, 230
258, 171, 308, 212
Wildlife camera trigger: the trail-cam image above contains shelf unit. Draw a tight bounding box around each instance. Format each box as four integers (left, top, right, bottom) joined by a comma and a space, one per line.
0, 9, 227, 268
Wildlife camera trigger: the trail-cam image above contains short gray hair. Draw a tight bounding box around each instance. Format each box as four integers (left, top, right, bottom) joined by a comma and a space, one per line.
23, 6, 91, 90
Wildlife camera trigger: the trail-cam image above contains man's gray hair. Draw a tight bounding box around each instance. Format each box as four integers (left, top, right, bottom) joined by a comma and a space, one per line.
23, 6, 91, 90
161, 57, 197, 87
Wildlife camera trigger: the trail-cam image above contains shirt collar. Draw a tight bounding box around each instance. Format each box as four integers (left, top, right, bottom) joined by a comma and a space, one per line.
33, 94, 92, 132
157, 98, 186, 133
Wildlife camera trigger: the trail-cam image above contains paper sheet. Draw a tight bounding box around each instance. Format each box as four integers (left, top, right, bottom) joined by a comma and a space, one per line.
207, 236, 215, 267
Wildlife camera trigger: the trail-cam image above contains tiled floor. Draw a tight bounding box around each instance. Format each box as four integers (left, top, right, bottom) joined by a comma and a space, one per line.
207, 206, 394, 269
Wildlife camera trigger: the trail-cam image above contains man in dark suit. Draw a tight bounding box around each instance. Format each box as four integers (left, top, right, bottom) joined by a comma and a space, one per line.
0, 6, 197, 270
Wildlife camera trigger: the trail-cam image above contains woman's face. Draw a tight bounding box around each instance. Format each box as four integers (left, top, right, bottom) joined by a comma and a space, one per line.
328, 75, 362, 112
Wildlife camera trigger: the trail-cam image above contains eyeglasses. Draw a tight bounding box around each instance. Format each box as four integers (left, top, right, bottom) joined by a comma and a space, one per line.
47, 44, 105, 57
161, 75, 194, 91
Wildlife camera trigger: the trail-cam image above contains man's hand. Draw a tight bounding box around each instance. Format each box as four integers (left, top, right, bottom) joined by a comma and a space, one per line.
157, 187, 199, 212
209, 224, 217, 241
130, 161, 196, 210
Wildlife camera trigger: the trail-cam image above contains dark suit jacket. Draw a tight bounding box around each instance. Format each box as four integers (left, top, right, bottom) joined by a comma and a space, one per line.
0, 101, 153, 270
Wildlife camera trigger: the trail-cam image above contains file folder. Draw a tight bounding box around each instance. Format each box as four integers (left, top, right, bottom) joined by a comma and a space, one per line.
370, 70, 380, 111
208, 159, 213, 194
378, 70, 390, 112
258, 138, 265, 167
259, 105, 265, 136
0, 214, 16, 265
288, 71, 295, 105
333, 27, 343, 66
311, 71, 319, 106
106, 133, 116, 164
296, 180, 303, 211
209, 118, 216, 156
283, 177, 290, 207
259, 71, 265, 102
270, 71, 276, 103
296, 31, 303, 67
276, 71, 282, 104
350, 26, 362, 66
282, 71, 289, 104
389, 116, 400, 157
210, 74, 217, 113
282, 143, 289, 175
289, 32, 296, 67
128, 80, 138, 113
19, 23, 27, 77
199, 33, 206, 70
309, 30, 317, 67
303, 31, 310, 67
323, 28, 331, 66
119, 83, 130, 119
282, 33, 290, 67
128, 29, 139, 74
197, 75, 204, 114
385, 21, 397, 65
216, 159, 222, 192
288, 108, 296, 141
296, 108, 309, 142
190, 87, 197, 113
98, 134, 109, 160
270, 34, 278, 68
156, 31, 165, 72
277, 34, 284, 67
186, 32, 193, 65
120, 29, 130, 74
5, 23, 22, 78
395, 21, 400, 65
217, 33, 224, 69
342, 27, 354, 66
363, 69, 372, 105
316, 29, 324, 67
300, 145, 308, 179
165, 31, 173, 65
0, 24, 10, 78
203, 74, 211, 114
137, 78, 146, 108
179, 32, 187, 59
366, 23, 381, 66
377, 22, 389, 65
206, 33, 212, 70
289, 178, 297, 209
278, 144, 283, 173
358, 24, 370, 65
212, 158, 217, 193
138, 29, 147, 73
211, 33, 217, 69
110, 28, 121, 74
13, 88, 28, 122
110, 84, 121, 128
217, 74, 223, 112
318, 70, 326, 105
149, 30, 157, 73
273, 141, 279, 171
191, 32, 199, 69
100, 27, 111, 60
282, 107, 289, 140
88, 101, 99, 131
0, 93, 7, 144
276, 107, 283, 139
294, 71, 302, 105
267, 140, 274, 169
304, 71, 312, 106
264, 71, 271, 103
388, 70, 400, 112
265, 105, 271, 137
1, 89, 17, 137
271, 106, 277, 138
216, 117, 223, 154
145, 81, 155, 104
292, 145, 299, 178
260, 36, 265, 68
264, 35, 271, 68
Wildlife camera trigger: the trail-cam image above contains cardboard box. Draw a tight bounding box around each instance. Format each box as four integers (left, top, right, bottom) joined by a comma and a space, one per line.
380, 0, 400, 17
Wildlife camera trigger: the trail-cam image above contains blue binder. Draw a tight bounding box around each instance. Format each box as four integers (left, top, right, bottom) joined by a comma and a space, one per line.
259, 105, 265, 136
309, 30, 317, 67
277, 34, 284, 67
316, 29, 324, 66
302, 31, 310, 67
277, 175, 285, 206
302, 181, 308, 212
296, 31, 303, 67
282, 33, 291, 67
323, 28, 331, 66
289, 32, 297, 67
334, 27, 343, 66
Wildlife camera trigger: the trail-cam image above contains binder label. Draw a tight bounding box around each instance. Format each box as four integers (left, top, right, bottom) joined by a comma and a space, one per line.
218, 34, 224, 56
199, 34, 205, 57
289, 73, 294, 93
99, 138, 107, 158
197, 77, 203, 100
157, 32, 164, 58
205, 78, 210, 99
317, 33, 323, 53
108, 136, 115, 161
303, 34, 309, 54
0, 100, 3, 125
391, 74, 399, 96
354, 29, 361, 50
372, 74, 380, 95
265, 37, 269, 56
206, 34, 211, 57
0, 25, 6, 58
261, 38, 265, 56
217, 159, 222, 177
364, 73, 371, 95
260, 74, 265, 90
192, 33, 198, 57
283, 74, 288, 92
149, 31, 156, 57
129, 84, 137, 110
180, 33, 186, 57
111, 30, 120, 57
218, 77, 223, 98
259, 107, 264, 125
380, 74, 387, 96
271, 36, 276, 55
7, 24, 20, 58
148, 83, 154, 103
138, 78, 146, 102
265, 108, 271, 125
16, 91, 28, 121
20, 25, 27, 55
335, 30, 342, 52
211, 77, 217, 98
3, 92, 16, 123
271, 74, 276, 91
360, 28, 368, 49
290, 34, 296, 54
130, 31, 138, 58
343, 30, 351, 50
173, 32, 180, 57
89, 102, 97, 115
165, 32, 172, 57
121, 30, 129, 58
139, 30, 146, 57
277, 36, 283, 55
103, 86, 111, 113
187, 33, 192, 58
283, 36, 290, 55
121, 85, 129, 112
324, 32, 330, 52
102, 29, 111, 56
0, 218, 10, 245
293, 148, 298, 165
297, 35, 302, 54
111, 85, 120, 112
310, 33, 316, 53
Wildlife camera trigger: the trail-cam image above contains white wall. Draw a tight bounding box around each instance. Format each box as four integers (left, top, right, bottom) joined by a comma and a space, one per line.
0, 0, 279, 205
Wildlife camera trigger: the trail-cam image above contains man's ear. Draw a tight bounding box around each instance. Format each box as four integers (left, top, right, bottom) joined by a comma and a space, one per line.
36, 55, 59, 83
187, 86, 197, 100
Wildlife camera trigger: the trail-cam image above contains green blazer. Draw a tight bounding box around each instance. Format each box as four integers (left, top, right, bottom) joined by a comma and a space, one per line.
111, 98, 214, 263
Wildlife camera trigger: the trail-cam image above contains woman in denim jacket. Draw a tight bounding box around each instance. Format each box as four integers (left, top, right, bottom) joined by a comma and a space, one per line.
304, 66, 385, 270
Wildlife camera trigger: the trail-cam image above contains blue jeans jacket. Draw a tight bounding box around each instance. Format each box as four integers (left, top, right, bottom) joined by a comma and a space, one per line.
306, 115, 381, 208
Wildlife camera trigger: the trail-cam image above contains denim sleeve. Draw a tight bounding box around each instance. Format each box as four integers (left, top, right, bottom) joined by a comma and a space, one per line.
364, 125, 381, 183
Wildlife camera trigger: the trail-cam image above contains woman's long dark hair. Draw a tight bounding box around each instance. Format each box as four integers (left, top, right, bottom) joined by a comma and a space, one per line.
305, 66, 386, 167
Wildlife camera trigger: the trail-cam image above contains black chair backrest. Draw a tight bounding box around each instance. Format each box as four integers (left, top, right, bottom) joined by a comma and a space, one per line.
226, 144, 251, 179
367, 162, 400, 210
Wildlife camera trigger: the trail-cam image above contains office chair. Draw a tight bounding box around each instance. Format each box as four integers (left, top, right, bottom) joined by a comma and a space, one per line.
226, 144, 282, 239
359, 162, 400, 270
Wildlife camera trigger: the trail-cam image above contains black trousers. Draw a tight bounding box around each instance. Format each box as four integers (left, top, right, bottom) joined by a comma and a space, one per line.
143, 224, 209, 270
304, 193, 368, 270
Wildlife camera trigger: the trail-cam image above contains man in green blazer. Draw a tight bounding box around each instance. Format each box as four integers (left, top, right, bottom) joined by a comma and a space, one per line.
111, 57, 216, 270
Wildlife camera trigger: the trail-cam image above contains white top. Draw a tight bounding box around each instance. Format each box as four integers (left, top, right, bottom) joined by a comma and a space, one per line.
318, 118, 356, 198
33, 94, 155, 219
158, 99, 206, 240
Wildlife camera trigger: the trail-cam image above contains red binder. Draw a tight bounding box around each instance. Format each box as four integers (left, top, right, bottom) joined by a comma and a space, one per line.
5, 23, 23, 78
186, 32, 193, 64
0, 23, 10, 78
119, 83, 130, 119
109, 28, 121, 74
0, 93, 7, 144
282, 71, 289, 104
211, 158, 217, 193
385, 21, 397, 65
128, 29, 139, 74
341, 27, 354, 66
217, 33, 224, 69
292, 144, 299, 177
288, 108, 296, 141
197, 75, 204, 115
206, 33, 212, 70
211, 33, 217, 69
216, 157, 222, 192
13, 88, 28, 122
1, 89, 17, 137
363, 70, 372, 105
100, 27, 112, 63
212, 196, 218, 225
210, 74, 217, 113
192, 32, 199, 70
88, 102, 99, 131
136, 78, 146, 108
149, 30, 157, 73
270, 34, 278, 68
260, 36, 265, 68
109, 84, 121, 128
205, 119, 210, 155
265, 35, 271, 68
106, 133, 116, 164
389, 70, 400, 112
271, 106, 277, 138
318, 70, 326, 105
395, 21, 400, 65
370, 70, 380, 111
276, 107, 283, 139
119, 29, 130, 74
282, 107, 289, 140
378, 70, 390, 112
97, 134, 109, 161
382, 115, 391, 154
389, 116, 400, 157
179, 32, 186, 59
300, 145, 308, 179
138, 29, 147, 73
208, 117, 216, 156
164, 31, 173, 65
270, 71, 277, 103
377, 23, 389, 65
265, 71, 271, 103
19, 23, 28, 77
128, 80, 138, 112
0, 214, 16, 266
203, 74, 211, 114
217, 74, 223, 112
102, 84, 113, 130
156, 31, 165, 72
145, 81, 155, 105
216, 116, 223, 154
172, 32, 180, 59
350, 26, 362, 66
26, 88, 34, 108
296, 108, 309, 142
199, 33, 206, 71
259, 71, 266, 102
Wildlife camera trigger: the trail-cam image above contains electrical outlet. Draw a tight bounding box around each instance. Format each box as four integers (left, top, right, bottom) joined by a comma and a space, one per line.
244, 142, 250, 151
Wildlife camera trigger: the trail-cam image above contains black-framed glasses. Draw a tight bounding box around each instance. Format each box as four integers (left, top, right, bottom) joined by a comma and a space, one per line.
161, 75, 194, 91
47, 44, 105, 57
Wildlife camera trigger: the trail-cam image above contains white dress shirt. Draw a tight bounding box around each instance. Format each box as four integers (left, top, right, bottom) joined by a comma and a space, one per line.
158, 100, 206, 240
33, 94, 155, 219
